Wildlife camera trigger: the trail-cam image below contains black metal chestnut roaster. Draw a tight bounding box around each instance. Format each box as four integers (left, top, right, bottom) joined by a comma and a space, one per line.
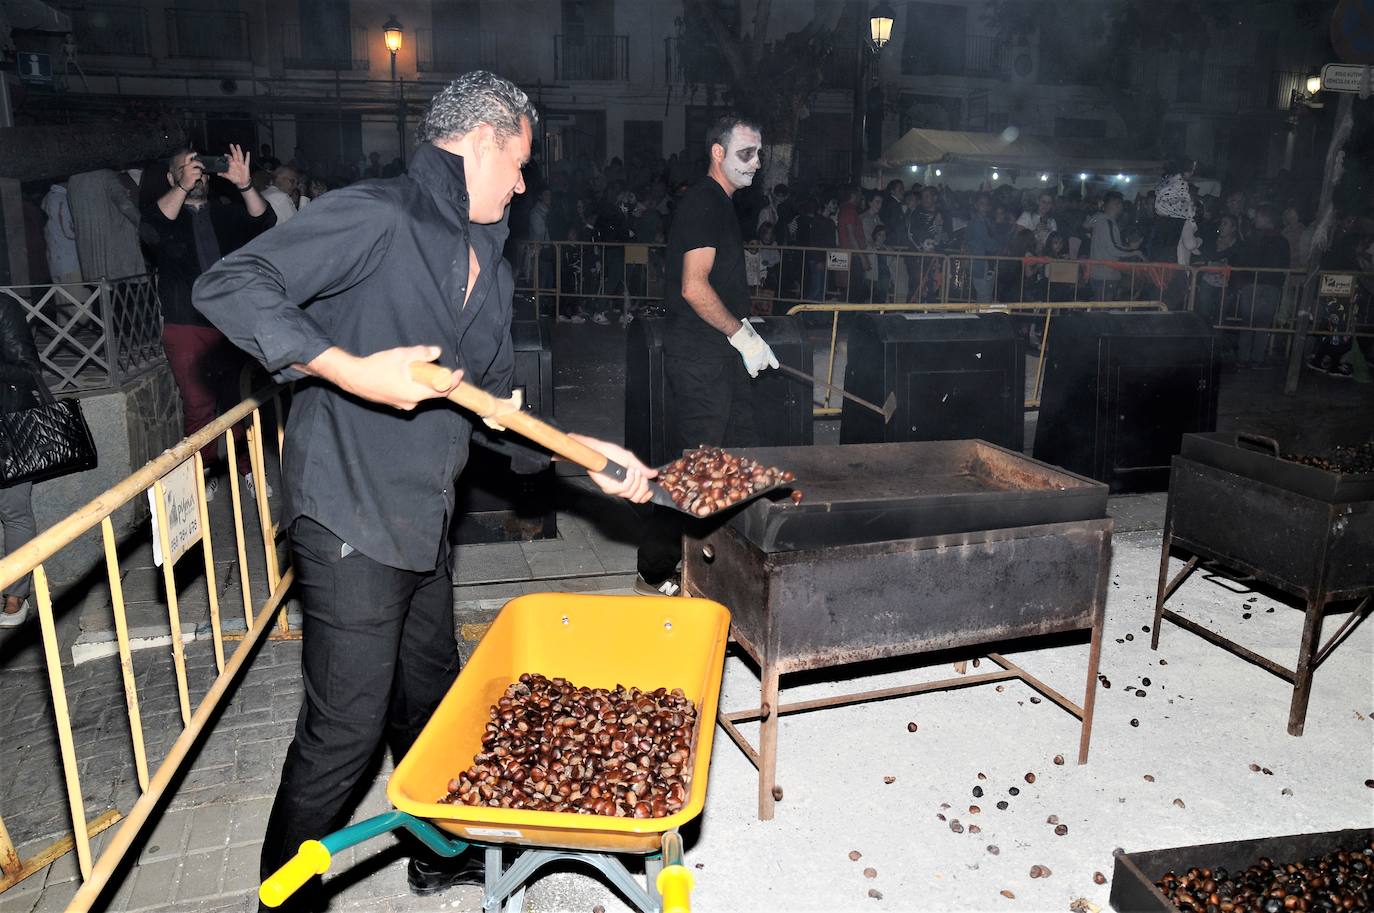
1033, 311, 1221, 493
1109, 827, 1374, 912
839, 313, 1025, 451
1152, 432, 1374, 736
682, 440, 1113, 820
624, 315, 813, 469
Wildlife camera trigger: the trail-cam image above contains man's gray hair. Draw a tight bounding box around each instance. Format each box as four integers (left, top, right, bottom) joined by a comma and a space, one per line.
417, 71, 538, 145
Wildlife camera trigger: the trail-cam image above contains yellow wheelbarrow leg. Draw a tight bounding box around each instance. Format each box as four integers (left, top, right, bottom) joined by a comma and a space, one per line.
655, 830, 694, 913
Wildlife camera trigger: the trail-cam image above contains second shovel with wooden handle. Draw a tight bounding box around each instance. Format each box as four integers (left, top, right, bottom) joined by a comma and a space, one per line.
409, 362, 794, 518
775, 363, 896, 423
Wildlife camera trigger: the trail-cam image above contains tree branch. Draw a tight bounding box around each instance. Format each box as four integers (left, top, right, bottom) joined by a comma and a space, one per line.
751, 0, 772, 63
685, 0, 749, 85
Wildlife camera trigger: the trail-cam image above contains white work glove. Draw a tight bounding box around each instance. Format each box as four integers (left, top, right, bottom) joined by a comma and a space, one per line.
728, 322, 779, 378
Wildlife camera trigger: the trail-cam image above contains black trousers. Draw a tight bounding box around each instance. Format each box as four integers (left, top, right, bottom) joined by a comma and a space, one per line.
637, 354, 758, 584
259, 516, 461, 910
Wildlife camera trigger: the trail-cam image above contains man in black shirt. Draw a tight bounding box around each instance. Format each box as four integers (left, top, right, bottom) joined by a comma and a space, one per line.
636, 115, 778, 596
142, 145, 275, 499
194, 71, 655, 909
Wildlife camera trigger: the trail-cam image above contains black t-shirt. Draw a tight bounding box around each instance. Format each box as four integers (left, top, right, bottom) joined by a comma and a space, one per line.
663, 178, 750, 359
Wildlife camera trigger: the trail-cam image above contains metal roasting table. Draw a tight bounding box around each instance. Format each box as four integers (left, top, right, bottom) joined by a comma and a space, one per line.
1153, 432, 1374, 736
682, 441, 1113, 819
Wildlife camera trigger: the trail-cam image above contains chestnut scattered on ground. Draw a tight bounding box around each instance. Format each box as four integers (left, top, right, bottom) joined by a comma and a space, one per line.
657, 447, 797, 516
439, 673, 696, 819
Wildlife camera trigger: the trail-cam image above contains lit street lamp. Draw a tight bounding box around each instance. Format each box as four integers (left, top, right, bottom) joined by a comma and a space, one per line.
870, 2, 895, 49
383, 15, 406, 166
384, 15, 403, 80
1284, 73, 1324, 171
852, 2, 897, 183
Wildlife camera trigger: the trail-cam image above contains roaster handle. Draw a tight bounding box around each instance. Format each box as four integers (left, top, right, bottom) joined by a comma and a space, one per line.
1236, 433, 1281, 457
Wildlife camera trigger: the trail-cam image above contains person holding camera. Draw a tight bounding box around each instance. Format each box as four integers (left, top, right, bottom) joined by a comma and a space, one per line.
141, 145, 275, 500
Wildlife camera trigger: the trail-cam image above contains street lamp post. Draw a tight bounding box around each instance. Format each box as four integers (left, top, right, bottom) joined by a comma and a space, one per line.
1284, 74, 1324, 171
851, 2, 896, 184
384, 15, 406, 165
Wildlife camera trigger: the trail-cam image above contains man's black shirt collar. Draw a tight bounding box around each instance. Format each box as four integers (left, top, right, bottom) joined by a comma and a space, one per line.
407, 142, 511, 250
408, 143, 470, 214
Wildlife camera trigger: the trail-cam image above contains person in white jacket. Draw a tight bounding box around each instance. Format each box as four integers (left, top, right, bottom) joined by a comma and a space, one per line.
260, 165, 300, 225
41, 184, 81, 283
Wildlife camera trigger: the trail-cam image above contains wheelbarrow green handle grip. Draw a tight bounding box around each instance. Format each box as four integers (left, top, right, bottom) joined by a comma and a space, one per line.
258, 811, 466, 908
657, 864, 694, 913
260, 840, 331, 908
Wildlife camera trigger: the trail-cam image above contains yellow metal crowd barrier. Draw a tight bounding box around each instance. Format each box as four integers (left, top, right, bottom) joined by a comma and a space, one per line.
0, 386, 291, 911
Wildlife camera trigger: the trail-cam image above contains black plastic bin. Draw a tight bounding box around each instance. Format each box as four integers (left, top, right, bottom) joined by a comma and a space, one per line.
451, 319, 557, 544
1033, 311, 1220, 492
840, 313, 1024, 451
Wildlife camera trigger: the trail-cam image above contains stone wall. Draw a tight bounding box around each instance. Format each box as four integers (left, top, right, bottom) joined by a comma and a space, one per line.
31, 364, 182, 584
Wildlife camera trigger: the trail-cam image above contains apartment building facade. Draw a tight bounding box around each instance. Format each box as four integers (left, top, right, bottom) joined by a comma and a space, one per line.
13, 0, 1324, 182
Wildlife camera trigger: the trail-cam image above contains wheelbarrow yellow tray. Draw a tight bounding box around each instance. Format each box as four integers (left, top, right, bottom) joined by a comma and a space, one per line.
261, 593, 731, 913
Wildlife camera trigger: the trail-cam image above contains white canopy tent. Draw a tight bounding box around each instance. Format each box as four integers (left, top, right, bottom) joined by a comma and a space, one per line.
875, 128, 1166, 194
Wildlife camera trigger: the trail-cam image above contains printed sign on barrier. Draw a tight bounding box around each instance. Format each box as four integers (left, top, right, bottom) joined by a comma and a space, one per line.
149, 460, 203, 566
1319, 274, 1355, 297
827, 251, 850, 272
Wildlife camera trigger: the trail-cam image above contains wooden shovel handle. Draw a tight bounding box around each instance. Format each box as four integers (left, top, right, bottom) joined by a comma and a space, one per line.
409, 362, 617, 476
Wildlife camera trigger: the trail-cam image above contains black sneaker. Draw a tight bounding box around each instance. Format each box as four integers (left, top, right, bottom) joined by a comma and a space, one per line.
406, 853, 484, 897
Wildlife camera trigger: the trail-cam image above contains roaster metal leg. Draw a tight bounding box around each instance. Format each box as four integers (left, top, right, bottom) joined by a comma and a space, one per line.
1287, 597, 1326, 737
1079, 526, 1111, 764
757, 662, 781, 821
1152, 507, 1175, 650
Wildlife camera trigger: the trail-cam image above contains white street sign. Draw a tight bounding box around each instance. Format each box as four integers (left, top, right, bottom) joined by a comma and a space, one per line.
1320, 62, 1372, 93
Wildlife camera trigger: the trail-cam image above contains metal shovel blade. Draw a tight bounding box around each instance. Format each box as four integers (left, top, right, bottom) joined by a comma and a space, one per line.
647, 472, 799, 519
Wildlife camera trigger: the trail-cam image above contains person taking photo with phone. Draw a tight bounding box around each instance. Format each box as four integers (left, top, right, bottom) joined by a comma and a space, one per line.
140, 144, 275, 500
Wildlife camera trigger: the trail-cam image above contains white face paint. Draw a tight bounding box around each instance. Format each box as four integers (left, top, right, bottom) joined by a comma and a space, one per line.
721, 127, 762, 190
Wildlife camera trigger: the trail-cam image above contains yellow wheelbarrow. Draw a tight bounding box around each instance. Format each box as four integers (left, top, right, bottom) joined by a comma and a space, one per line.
260, 593, 731, 913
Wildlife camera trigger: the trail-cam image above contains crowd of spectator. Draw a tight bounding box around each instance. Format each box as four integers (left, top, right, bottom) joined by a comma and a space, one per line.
499, 148, 1373, 375
22, 142, 1374, 377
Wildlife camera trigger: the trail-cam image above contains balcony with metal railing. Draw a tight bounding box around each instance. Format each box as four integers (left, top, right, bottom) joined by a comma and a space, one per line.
60, 2, 149, 56
1172, 64, 1303, 111
901, 33, 1010, 77
416, 29, 498, 73
282, 23, 369, 71
963, 35, 1011, 76
165, 7, 250, 60
554, 34, 628, 81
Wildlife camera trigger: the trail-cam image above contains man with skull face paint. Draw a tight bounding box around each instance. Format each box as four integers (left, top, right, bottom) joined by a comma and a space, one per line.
635, 115, 778, 596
